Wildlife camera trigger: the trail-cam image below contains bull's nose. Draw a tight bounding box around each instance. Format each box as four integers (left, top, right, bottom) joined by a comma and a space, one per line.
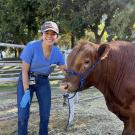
60, 83, 69, 92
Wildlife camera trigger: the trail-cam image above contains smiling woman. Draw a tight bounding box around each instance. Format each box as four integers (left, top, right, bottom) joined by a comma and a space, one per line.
42, 30, 58, 59
17, 21, 66, 135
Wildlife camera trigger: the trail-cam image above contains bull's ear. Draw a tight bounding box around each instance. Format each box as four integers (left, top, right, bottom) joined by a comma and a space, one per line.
98, 44, 110, 60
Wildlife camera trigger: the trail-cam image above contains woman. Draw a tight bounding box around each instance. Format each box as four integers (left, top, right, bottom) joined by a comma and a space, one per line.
17, 21, 65, 135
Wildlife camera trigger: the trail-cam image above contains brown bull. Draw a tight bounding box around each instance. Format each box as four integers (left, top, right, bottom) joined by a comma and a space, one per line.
60, 40, 135, 135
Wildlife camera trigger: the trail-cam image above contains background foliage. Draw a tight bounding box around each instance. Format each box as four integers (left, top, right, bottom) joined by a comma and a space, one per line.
0, 0, 135, 52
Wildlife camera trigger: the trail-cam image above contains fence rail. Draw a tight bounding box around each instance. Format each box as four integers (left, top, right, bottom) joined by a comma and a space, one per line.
0, 42, 70, 83
0, 42, 25, 48
0, 60, 64, 84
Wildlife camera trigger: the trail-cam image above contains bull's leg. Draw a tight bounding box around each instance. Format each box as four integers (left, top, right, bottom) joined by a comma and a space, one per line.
121, 118, 129, 135
122, 129, 135, 135
122, 117, 135, 135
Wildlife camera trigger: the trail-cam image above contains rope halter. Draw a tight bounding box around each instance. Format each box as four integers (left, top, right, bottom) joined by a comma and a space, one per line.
64, 59, 100, 91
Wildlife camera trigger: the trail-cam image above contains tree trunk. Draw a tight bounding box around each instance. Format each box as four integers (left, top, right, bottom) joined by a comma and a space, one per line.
95, 34, 101, 44
95, 37, 101, 44
71, 32, 75, 48
15, 48, 20, 58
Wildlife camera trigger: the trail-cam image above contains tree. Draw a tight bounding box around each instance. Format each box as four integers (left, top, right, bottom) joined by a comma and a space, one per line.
0, 0, 135, 52
80, 0, 132, 43
108, 1, 135, 41
0, 0, 40, 57
0, 0, 40, 44
57, 0, 89, 48
56, 0, 135, 46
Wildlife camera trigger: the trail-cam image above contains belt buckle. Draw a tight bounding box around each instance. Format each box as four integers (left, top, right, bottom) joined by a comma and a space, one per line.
29, 73, 36, 85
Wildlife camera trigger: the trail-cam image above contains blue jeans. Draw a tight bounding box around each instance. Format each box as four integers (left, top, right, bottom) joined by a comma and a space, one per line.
17, 73, 51, 135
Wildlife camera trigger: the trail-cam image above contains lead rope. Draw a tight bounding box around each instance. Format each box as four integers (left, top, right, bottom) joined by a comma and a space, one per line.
63, 92, 77, 131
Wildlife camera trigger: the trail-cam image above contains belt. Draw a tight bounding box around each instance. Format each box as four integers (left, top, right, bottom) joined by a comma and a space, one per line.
30, 72, 48, 78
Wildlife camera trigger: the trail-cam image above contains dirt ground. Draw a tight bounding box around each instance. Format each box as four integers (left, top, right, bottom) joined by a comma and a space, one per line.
0, 88, 124, 135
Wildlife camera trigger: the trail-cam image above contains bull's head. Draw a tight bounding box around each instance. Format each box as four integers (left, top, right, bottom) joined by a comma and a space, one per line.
60, 41, 110, 93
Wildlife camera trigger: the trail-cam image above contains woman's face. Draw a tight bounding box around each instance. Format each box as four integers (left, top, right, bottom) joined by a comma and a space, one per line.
42, 30, 58, 46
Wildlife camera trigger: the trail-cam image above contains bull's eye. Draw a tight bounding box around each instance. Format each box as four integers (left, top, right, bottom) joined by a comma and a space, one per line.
84, 60, 90, 64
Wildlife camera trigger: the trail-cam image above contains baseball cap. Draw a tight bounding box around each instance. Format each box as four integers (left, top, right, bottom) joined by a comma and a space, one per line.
41, 21, 59, 34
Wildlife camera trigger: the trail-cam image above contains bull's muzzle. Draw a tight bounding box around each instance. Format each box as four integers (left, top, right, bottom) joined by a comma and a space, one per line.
60, 83, 69, 92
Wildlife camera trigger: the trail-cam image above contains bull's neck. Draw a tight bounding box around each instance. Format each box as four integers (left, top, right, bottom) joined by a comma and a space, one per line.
91, 59, 114, 94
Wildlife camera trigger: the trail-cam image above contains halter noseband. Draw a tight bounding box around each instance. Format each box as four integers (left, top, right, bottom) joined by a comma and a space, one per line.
64, 59, 100, 91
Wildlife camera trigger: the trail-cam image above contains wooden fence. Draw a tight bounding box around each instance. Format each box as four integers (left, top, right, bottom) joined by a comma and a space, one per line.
0, 42, 66, 84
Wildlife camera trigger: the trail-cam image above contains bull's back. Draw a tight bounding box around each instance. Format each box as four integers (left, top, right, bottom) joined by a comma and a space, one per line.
109, 41, 135, 65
